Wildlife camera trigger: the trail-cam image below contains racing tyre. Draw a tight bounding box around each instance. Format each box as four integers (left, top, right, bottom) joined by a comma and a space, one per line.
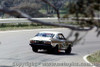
47, 49, 52, 53
53, 45, 58, 54
32, 47, 38, 52
65, 46, 72, 54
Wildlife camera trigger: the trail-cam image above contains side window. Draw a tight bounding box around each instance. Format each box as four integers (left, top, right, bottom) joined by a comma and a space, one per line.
57, 34, 65, 40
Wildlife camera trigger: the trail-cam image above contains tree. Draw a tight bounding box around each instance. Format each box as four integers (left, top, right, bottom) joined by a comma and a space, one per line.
11, 2, 46, 17
0, 0, 46, 17
0, 0, 100, 45
41, 0, 66, 14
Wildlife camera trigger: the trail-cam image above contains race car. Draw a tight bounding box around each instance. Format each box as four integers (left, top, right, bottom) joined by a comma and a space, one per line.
29, 31, 72, 54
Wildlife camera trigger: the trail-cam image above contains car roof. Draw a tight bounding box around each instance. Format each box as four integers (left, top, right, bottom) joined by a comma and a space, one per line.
39, 31, 62, 34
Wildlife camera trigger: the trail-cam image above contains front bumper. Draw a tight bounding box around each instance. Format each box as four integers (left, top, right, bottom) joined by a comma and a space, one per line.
29, 44, 53, 49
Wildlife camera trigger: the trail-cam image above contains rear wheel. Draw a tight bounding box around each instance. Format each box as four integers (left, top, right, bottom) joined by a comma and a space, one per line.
65, 45, 72, 54
47, 49, 52, 53
53, 45, 58, 54
32, 47, 38, 52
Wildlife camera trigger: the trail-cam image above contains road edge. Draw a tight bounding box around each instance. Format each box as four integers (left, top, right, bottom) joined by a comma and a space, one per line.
0, 28, 64, 33
83, 54, 96, 67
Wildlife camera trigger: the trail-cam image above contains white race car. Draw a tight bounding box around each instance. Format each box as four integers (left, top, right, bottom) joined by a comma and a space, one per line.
29, 31, 72, 54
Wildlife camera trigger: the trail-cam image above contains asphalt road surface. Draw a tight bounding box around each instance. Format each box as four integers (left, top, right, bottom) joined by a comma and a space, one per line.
0, 17, 99, 23
0, 18, 72, 23
0, 28, 100, 67
0, 18, 78, 23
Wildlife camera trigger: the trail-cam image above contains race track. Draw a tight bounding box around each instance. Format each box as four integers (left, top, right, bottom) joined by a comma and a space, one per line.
0, 28, 100, 67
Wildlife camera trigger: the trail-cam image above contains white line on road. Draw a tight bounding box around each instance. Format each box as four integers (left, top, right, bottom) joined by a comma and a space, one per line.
83, 54, 96, 67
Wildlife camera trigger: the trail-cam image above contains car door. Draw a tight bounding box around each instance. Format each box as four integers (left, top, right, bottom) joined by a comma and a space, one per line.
56, 33, 67, 49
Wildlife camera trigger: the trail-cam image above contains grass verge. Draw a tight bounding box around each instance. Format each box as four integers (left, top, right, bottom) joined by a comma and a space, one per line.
87, 51, 100, 66
0, 23, 57, 31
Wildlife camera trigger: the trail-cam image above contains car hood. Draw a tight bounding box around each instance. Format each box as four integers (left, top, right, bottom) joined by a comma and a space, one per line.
30, 36, 52, 41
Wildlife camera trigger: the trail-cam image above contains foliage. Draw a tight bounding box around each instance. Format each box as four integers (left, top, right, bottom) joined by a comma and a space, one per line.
0, 0, 46, 17
67, 0, 100, 17
11, 2, 46, 17
63, 0, 100, 30
0, 0, 67, 17
0, 0, 100, 45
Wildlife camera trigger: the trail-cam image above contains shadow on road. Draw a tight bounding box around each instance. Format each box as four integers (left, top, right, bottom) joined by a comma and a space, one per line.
37, 51, 77, 56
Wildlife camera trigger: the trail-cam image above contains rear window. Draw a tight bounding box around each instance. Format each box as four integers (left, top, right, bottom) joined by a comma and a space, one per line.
35, 33, 54, 37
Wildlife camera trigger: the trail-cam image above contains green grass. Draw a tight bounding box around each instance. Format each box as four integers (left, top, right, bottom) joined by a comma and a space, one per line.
39, 9, 67, 17
87, 51, 100, 63
0, 21, 78, 31
39, 10, 47, 14
0, 26, 56, 31
0, 23, 56, 31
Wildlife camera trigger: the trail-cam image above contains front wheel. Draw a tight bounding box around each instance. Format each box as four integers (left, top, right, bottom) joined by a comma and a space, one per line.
32, 47, 38, 52
65, 46, 72, 54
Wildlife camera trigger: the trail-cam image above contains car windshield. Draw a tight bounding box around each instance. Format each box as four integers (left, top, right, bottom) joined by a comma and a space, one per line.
35, 33, 54, 37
